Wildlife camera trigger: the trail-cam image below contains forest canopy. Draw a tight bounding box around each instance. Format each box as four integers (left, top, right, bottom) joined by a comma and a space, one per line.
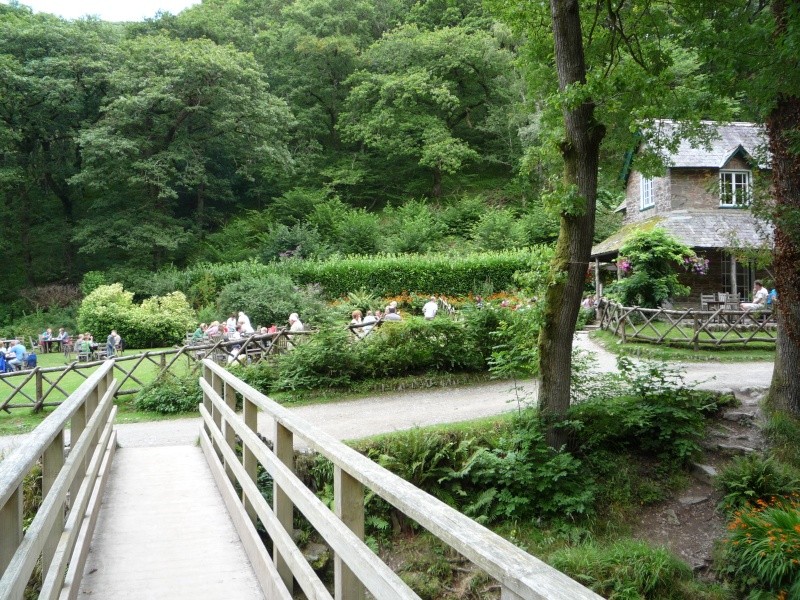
0, 0, 746, 314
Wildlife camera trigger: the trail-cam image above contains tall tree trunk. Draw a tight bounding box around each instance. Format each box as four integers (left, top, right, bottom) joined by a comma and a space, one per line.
539, 0, 605, 448
765, 94, 800, 416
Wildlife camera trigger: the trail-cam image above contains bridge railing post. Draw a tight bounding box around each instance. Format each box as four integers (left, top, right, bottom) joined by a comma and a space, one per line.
223, 382, 237, 485
242, 396, 258, 525
0, 485, 23, 596
273, 421, 294, 594
42, 429, 65, 575
334, 466, 365, 600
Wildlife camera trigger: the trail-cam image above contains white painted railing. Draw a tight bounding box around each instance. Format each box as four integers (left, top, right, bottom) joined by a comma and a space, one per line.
0, 362, 117, 600
199, 359, 602, 600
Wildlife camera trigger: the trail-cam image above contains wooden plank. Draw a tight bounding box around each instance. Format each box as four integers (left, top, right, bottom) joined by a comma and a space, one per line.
42, 430, 65, 574
0, 364, 114, 508
273, 421, 295, 594
0, 486, 22, 589
201, 413, 331, 599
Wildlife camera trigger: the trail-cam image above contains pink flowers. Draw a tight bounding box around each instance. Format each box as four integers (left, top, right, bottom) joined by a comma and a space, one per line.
683, 255, 709, 275
616, 257, 632, 274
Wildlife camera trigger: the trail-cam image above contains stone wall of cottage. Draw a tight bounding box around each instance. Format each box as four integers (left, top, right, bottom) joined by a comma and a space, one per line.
625, 156, 754, 221
623, 171, 671, 224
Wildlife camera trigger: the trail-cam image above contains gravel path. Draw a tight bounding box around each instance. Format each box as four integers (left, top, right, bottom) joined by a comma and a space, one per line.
0, 332, 774, 454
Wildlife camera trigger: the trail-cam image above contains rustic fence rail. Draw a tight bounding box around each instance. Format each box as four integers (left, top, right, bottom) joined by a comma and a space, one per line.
0, 331, 307, 414
0, 362, 117, 600
598, 300, 777, 349
199, 359, 602, 600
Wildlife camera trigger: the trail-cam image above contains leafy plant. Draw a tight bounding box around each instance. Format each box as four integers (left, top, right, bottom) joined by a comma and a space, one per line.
134, 372, 202, 414
77, 284, 195, 348
721, 495, 800, 599
565, 357, 726, 463
460, 412, 593, 522
715, 453, 800, 514
608, 229, 696, 308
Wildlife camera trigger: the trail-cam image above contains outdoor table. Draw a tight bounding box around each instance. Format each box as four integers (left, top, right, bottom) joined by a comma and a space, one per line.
41, 339, 62, 353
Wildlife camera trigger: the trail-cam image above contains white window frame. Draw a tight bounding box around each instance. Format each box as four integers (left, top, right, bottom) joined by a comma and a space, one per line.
719, 170, 751, 207
639, 175, 654, 210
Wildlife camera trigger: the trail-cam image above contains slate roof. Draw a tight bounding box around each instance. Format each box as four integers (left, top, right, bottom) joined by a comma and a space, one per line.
649, 120, 770, 169
591, 210, 773, 258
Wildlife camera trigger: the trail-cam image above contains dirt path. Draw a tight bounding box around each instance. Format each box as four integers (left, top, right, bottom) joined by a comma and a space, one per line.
0, 332, 774, 454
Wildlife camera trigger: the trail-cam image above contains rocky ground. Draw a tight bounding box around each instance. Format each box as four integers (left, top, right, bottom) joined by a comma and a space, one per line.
631, 385, 767, 578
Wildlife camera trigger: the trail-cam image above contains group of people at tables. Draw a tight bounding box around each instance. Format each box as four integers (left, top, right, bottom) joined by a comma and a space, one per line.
0, 339, 32, 371
348, 297, 439, 337
190, 311, 301, 344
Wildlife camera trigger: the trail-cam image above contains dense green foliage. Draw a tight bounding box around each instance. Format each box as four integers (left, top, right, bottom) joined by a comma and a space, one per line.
134, 372, 203, 414
721, 495, 800, 599
608, 229, 696, 308
549, 539, 702, 600
77, 284, 195, 348
715, 454, 800, 514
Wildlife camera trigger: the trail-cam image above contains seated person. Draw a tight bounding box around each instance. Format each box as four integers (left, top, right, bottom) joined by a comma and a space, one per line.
7, 339, 26, 370
383, 306, 402, 321
191, 323, 207, 343
741, 280, 769, 311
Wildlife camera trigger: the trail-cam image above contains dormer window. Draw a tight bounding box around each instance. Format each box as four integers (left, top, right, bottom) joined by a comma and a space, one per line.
640, 176, 654, 210
720, 170, 751, 207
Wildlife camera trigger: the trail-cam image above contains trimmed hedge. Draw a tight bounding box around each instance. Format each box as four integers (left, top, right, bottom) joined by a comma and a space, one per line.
167, 248, 538, 304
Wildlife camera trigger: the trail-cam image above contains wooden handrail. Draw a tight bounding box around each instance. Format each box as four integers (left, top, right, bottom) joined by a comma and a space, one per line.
0, 361, 117, 600
200, 359, 601, 600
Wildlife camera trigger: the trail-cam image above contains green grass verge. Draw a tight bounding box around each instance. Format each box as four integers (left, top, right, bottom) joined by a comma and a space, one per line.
590, 330, 775, 362
0, 347, 195, 435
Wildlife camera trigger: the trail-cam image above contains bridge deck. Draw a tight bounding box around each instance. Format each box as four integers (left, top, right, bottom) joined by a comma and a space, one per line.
79, 445, 264, 600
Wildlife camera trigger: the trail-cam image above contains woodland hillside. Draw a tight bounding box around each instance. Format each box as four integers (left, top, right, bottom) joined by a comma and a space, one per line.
1, 0, 750, 317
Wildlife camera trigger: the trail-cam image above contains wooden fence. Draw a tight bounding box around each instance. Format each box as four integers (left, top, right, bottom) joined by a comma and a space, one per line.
199, 359, 602, 600
0, 362, 117, 600
0, 331, 307, 414
598, 300, 777, 349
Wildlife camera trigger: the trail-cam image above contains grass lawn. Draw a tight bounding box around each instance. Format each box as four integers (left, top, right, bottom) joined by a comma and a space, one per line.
0, 346, 197, 435
591, 329, 776, 362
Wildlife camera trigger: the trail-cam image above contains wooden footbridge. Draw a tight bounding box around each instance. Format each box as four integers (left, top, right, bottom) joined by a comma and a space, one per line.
0, 360, 601, 600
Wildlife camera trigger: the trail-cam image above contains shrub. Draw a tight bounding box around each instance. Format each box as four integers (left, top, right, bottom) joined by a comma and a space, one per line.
608, 229, 695, 308
384, 201, 446, 254
721, 495, 800, 599
77, 284, 195, 349
165, 249, 538, 301
470, 208, 527, 250
274, 328, 358, 391
332, 209, 382, 255
359, 317, 485, 378
260, 222, 328, 261
715, 453, 800, 514
549, 539, 700, 600
135, 373, 202, 414
217, 274, 329, 330
565, 357, 725, 463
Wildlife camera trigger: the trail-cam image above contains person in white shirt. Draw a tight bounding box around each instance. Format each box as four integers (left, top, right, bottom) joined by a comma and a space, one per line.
422, 296, 438, 320
237, 311, 254, 334
741, 281, 769, 311
289, 313, 304, 332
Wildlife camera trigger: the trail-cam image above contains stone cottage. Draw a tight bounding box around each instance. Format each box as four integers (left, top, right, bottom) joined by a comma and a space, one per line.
591, 120, 773, 303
